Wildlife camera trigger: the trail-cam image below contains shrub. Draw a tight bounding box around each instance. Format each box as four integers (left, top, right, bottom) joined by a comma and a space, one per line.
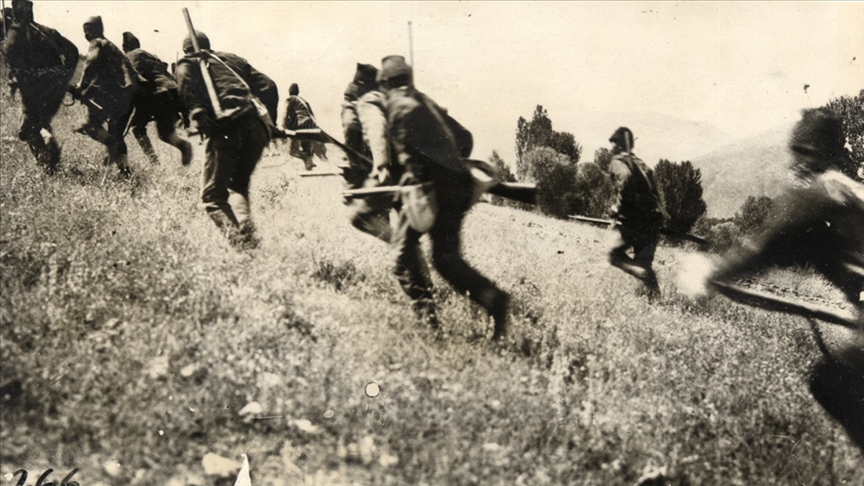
654, 159, 707, 235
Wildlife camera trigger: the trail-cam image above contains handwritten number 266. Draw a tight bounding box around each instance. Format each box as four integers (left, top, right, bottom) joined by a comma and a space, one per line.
12, 469, 79, 486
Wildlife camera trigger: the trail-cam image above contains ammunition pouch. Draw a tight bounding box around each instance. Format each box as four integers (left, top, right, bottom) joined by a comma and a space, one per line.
401, 182, 437, 233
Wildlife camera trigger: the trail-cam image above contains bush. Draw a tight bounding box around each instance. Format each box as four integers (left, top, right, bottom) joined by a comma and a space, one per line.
734, 195, 773, 236
654, 159, 707, 235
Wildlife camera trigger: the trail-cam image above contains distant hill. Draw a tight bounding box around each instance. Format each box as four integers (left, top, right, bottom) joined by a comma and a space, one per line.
692, 123, 796, 218
558, 111, 735, 167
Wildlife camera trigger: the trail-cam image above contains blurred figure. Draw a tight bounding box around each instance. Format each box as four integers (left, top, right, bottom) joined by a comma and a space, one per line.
175, 31, 274, 250
283, 82, 326, 170
379, 55, 510, 337
687, 107, 864, 448
340, 62, 395, 242
704, 108, 863, 340
1, 0, 78, 174
70, 16, 139, 178
121, 31, 192, 166
607, 127, 666, 299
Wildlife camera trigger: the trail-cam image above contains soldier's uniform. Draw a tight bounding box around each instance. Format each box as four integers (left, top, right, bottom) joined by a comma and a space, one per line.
379, 55, 509, 337
705, 109, 864, 442
607, 127, 666, 298
712, 109, 864, 321
340, 63, 395, 242
283, 83, 325, 170
175, 32, 273, 249
73, 16, 139, 177
121, 32, 192, 166
0, 0, 78, 173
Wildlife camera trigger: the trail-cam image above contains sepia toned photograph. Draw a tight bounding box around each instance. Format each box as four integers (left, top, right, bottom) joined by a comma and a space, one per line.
1, 1, 862, 485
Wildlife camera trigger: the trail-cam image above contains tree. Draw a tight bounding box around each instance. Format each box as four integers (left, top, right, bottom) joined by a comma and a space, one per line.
487, 151, 517, 207
593, 147, 612, 172
526, 147, 581, 219
515, 105, 581, 179
825, 89, 864, 181
733, 195, 773, 235
654, 159, 707, 235
574, 162, 615, 218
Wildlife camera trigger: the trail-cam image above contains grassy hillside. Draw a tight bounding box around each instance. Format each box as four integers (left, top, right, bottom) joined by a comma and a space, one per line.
1, 84, 862, 486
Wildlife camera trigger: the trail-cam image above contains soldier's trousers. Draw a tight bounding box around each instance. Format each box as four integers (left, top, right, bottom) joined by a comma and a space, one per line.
201, 110, 269, 247
81, 101, 132, 175
130, 91, 192, 165
391, 176, 507, 316
609, 221, 661, 292
18, 82, 67, 172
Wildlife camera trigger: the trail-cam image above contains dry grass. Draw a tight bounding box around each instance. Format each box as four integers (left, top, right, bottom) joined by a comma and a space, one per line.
1, 82, 862, 486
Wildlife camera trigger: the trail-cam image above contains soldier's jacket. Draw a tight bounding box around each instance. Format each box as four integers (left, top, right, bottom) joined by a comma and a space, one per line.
341, 89, 390, 176
284, 95, 317, 130
78, 37, 139, 107
125, 48, 177, 95
714, 170, 864, 308
609, 152, 665, 225
384, 85, 473, 184
1, 19, 78, 100
176, 50, 277, 129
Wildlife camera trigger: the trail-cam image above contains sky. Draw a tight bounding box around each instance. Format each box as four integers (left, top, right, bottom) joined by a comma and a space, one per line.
28, 1, 864, 165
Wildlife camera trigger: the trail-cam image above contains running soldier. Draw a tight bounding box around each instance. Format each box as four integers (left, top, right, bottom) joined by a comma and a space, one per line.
121, 32, 193, 166
379, 55, 510, 337
692, 108, 863, 345
284, 83, 326, 170
682, 108, 864, 447
70, 16, 139, 177
607, 127, 667, 299
175, 31, 274, 249
340, 63, 394, 242
1, 0, 78, 174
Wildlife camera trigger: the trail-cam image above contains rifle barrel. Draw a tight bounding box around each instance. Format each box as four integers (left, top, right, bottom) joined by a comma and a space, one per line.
182, 8, 224, 118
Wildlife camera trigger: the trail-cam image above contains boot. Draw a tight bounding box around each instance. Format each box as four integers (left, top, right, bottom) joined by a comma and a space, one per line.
134, 130, 159, 164
490, 291, 511, 341
115, 153, 132, 179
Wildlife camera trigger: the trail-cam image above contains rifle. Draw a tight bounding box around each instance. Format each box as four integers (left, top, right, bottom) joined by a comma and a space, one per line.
181, 8, 225, 118
567, 215, 710, 247
343, 180, 537, 206
710, 280, 861, 331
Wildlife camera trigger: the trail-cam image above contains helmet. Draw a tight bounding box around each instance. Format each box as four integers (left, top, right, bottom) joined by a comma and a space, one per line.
789, 108, 845, 160
609, 127, 635, 150
182, 31, 210, 54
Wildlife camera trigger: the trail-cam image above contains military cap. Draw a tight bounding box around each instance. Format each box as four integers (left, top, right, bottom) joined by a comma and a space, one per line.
609, 127, 635, 150
11, 0, 32, 10
182, 31, 210, 54
122, 32, 140, 52
377, 55, 412, 82
353, 63, 378, 85
83, 15, 102, 28
289, 83, 299, 96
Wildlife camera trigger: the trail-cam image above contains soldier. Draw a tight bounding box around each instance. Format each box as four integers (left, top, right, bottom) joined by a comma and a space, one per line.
378, 55, 510, 337
683, 108, 864, 447
340, 63, 394, 242
284, 83, 326, 170
175, 31, 274, 249
0, 0, 78, 174
607, 127, 667, 299
693, 108, 863, 346
70, 16, 139, 177
121, 32, 192, 166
